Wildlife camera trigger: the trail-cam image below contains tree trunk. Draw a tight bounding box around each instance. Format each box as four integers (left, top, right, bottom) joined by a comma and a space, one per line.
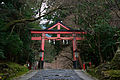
98, 34, 103, 63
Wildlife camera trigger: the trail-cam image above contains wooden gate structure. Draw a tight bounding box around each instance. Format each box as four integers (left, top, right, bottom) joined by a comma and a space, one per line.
30, 22, 86, 69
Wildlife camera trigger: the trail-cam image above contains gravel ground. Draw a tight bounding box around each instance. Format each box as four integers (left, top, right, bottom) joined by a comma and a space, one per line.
25, 69, 95, 80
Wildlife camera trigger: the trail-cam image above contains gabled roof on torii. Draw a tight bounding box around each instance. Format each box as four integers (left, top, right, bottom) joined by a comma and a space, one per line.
30, 22, 85, 32
45, 22, 73, 30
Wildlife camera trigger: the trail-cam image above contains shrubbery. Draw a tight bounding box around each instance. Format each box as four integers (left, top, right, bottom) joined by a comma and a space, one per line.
0, 62, 29, 80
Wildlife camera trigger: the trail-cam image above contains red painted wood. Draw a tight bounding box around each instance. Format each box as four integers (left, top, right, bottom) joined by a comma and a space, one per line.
83, 64, 86, 70
73, 34, 77, 61
57, 34, 61, 38
31, 31, 85, 34
47, 22, 71, 30
76, 37, 85, 40
41, 33, 45, 61
59, 23, 70, 30
31, 37, 41, 40
89, 62, 91, 67
47, 23, 59, 30
57, 23, 61, 37
31, 37, 84, 40
46, 37, 73, 40
31, 22, 87, 62
58, 23, 61, 30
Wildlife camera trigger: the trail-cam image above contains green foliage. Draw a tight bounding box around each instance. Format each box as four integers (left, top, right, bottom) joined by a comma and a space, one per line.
0, 0, 119, 71
103, 70, 120, 78
6, 34, 23, 55
0, 0, 38, 64
0, 32, 7, 59
111, 48, 120, 69
44, 41, 57, 62
87, 68, 120, 80
0, 49, 5, 59
73, 0, 118, 65
0, 62, 29, 80
87, 68, 101, 79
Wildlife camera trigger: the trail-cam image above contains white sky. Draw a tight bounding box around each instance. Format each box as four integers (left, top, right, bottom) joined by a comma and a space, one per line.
35, 1, 50, 24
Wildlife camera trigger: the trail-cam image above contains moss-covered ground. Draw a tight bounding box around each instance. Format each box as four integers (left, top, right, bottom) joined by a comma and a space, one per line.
0, 62, 29, 80
87, 68, 120, 80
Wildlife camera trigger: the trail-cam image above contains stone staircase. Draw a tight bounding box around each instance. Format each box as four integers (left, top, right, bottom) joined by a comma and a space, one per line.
44, 46, 73, 69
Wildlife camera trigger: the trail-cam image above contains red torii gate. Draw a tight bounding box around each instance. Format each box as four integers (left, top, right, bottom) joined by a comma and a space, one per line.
30, 22, 86, 68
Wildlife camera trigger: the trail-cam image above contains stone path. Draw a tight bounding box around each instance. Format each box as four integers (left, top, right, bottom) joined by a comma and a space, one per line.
27, 69, 95, 80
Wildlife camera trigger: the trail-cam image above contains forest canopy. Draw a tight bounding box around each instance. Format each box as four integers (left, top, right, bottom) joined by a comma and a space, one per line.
0, 0, 120, 67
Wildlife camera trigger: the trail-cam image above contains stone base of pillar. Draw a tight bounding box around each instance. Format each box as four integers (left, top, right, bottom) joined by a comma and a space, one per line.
73, 61, 77, 69
38, 61, 44, 69
41, 61, 44, 69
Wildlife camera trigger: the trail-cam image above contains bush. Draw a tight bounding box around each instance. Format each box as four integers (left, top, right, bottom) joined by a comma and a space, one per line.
0, 62, 29, 80
103, 70, 120, 80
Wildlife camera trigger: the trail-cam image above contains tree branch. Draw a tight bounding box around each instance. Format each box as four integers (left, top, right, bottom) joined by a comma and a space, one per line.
114, 0, 120, 10
2, 5, 67, 31
60, 54, 73, 62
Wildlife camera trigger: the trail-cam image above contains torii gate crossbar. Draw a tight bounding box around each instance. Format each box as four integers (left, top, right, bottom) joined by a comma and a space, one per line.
30, 22, 86, 68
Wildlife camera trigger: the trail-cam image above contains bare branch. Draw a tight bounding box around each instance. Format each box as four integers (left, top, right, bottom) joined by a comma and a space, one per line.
60, 54, 73, 62
38, 0, 44, 16
114, 0, 120, 10
114, 10, 120, 19
2, 6, 66, 31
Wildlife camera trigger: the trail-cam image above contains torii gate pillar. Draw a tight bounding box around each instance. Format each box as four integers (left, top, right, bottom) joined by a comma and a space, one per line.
41, 33, 45, 61
39, 33, 45, 69
73, 34, 77, 61
73, 34, 77, 68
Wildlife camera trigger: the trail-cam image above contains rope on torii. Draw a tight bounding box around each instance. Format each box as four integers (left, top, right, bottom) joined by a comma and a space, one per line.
30, 21, 87, 69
